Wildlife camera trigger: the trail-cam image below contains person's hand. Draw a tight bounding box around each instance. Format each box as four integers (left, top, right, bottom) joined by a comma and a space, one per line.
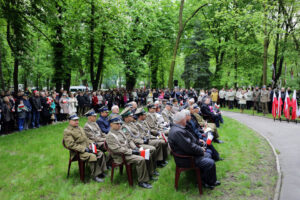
143, 138, 149, 144
85, 147, 92, 153
201, 147, 206, 152
199, 139, 205, 144
132, 149, 140, 155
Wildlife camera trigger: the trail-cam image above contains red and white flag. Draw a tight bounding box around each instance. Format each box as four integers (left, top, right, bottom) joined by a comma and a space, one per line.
291, 90, 298, 120
283, 91, 290, 119
272, 91, 278, 119
277, 92, 283, 119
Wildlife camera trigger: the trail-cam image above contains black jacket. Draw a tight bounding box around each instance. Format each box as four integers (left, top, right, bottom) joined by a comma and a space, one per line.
30, 96, 42, 111
201, 103, 216, 119
169, 124, 204, 167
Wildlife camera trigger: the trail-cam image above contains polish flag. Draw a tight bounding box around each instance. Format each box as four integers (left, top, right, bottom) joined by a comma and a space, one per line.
291, 90, 298, 120
283, 91, 290, 119
272, 91, 278, 119
139, 148, 150, 160
277, 92, 283, 119
90, 143, 97, 154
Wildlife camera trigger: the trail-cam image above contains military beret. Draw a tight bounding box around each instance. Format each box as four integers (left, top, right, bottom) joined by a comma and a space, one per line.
99, 106, 109, 112
147, 103, 156, 109
69, 114, 79, 120
135, 107, 146, 115
109, 115, 123, 124
84, 109, 97, 117
120, 107, 133, 118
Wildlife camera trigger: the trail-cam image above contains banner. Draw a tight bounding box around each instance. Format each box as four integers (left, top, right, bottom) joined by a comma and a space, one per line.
291, 90, 298, 120
283, 91, 290, 119
272, 91, 278, 119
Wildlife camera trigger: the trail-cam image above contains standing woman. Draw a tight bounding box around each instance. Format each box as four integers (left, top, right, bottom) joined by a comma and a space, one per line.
2, 96, 15, 133
68, 93, 78, 115
246, 87, 253, 110
59, 93, 69, 121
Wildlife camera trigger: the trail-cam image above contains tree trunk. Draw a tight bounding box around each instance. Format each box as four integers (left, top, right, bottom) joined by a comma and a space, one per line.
13, 58, 19, 93
234, 29, 238, 88
0, 47, 5, 91
90, 0, 95, 90
262, 5, 269, 86
94, 34, 106, 90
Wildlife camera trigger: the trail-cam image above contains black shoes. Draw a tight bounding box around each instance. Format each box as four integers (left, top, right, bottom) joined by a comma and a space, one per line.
138, 182, 152, 189
216, 157, 224, 162
215, 139, 224, 144
153, 170, 160, 176
93, 176, 104, 183
214, 180, 221, 186
157, 161, 167, 168
203, 180, 221, 189
150, 176, 158, 181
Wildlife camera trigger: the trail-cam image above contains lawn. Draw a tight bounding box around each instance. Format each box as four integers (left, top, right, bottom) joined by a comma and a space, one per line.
0, 116, 277, 200
221, 107, 300, 123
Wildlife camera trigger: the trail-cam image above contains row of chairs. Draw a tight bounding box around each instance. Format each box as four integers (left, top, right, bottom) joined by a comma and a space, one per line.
62, 140, 203, 195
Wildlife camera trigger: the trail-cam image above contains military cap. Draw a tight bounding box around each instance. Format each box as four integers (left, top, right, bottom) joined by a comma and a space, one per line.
120, 107, 133, 118
135, 107, 146, 115
109, 115, 123, 124
166, 102, 173, 106
147, 103, 156, 109
69, 114, 79, 120
192, 103, 199, 109
99, 106, 109, 112
84, 109, 97, 117
125, 103, 133, 108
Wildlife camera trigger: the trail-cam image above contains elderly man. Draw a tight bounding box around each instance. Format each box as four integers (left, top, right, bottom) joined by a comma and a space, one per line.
161, 102, 174, 125
168, 111, 220, 189
109, 105, 119, 119
201, 97, 222, 128
145, 103, 168, 136
135, 107, 168, 167
96, 106, 110, 134
260, 85, 269, 115
84, 109, 106, 150
106, 115, 152, 189
120, 107, 159, 179
64, 114, 107, 182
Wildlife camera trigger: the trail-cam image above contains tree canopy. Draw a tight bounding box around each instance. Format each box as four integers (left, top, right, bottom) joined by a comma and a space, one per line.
0, 0, 299, 92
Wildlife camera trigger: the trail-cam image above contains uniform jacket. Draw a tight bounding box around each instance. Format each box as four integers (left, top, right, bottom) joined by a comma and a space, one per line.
161, 109, 174, 124
63, 125, 97, 162
260, 90, 269, 103
145, 112, 161, 136
122, 122, 144, 145
253, 90, 261, 102
84, 121, 106, 146
106, 129, 135, 164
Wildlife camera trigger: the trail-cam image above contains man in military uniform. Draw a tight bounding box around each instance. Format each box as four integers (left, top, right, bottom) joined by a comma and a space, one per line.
172, 98, 180, 113
96, 106, 110, 134
253, 86, 261, 112
135, 108, 168, 167
63, 114, 107, 182
161, 102, 174, 125
120, 107, 159, 179
106, 115, 152, 189
145, 103, 168, 136
260, 85, 269, 115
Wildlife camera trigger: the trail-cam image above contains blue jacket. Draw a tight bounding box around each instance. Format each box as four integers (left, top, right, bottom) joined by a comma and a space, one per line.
23, 98, 32, 112
96, 116, 110, 134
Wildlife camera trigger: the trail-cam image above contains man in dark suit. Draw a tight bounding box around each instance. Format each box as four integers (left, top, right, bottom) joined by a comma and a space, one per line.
168, 111, 220, 189
201, 97, 222, 127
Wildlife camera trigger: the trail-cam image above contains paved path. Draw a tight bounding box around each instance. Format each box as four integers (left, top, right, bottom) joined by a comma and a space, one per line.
222, 111, 300, 200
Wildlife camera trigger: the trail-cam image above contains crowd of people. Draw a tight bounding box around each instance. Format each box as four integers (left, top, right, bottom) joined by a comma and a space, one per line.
63, 91, 224, 189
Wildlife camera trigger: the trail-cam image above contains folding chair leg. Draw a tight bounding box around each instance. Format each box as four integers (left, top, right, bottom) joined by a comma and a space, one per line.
175, 167, 181, 190
111, 166, 115, 183
126, 164, 133, 186
120, 165, 123, 175
196, 169, 203, 195
67, 160, 72, 178
78, 161, 85, 183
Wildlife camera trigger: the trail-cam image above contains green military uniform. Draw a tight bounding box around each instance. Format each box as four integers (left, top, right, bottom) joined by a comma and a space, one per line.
145, 112, 164, 136
161, 108, 174, 124
63, 125, 107, 178
84, 121, 106, 148
136, 119, 165, 161
253, 89, 261, 112
260, 89, 269, 115
106, 129, 149, 183
122, 122, 157, 175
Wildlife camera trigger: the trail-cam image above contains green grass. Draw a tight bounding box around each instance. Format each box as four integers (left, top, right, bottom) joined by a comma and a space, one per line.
222, 107, 300, 122
0, 116, 277, 200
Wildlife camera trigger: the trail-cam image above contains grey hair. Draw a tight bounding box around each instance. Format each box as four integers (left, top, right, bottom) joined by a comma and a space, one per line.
174, 111, 187, 123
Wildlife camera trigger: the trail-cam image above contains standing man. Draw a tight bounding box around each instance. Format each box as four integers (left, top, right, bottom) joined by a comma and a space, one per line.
30, 90, 42, 128
96, 106, 110, 134
260, 85, 269, 115
219, 88, 226, 108
63, 114, 107, 182
253, 86, 261, 113
106, 115, 152, 189
227, 89, 235, 109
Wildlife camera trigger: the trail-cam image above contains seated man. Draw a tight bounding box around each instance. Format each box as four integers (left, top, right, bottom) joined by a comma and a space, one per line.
109, 105, 120, 119
63, 114, 107, 182
84, 109, 106, 150
191, 104, 223, 143
135, 107, 168, 167
96, 106, 110, 134
201, 97, 222, 128
161, 102, 174, 125
145, 103, 168, 136
172, 98, 180, 113
168, 111, 220, 189
106, 115, 152, 189
120, 107, 159, 179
